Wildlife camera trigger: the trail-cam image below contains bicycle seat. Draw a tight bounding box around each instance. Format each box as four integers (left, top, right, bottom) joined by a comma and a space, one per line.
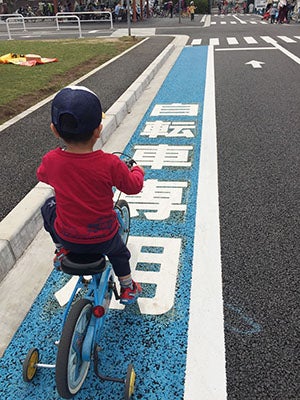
61, 253, 106, 276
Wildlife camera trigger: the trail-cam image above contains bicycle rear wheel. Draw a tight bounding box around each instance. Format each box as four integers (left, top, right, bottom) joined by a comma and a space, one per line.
56, 299, 92, 399
115, 199, 130, 245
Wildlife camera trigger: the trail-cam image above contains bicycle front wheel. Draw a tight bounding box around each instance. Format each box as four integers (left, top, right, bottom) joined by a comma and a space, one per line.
56, 299, 92, 399
115, 199, 130, 245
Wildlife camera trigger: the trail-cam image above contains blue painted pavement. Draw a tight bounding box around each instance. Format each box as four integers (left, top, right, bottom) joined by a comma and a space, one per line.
0, 46, 208, 399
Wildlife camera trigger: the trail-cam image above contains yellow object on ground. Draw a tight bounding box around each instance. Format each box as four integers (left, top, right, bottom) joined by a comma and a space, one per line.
0, 53, 58, 66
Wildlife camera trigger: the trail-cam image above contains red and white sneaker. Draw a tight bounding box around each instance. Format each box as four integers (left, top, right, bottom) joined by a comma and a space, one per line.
120, 281, 142, 305
53, 247, 69, 269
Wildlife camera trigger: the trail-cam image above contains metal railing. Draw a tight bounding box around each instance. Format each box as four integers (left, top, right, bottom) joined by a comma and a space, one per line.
56, 11, 113, 30
5, 15, 82, 40
0, 13, 26, 32
3, 11, 113, 40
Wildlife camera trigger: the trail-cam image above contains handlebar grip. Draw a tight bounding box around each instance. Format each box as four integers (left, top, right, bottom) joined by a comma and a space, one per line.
125, 159, 135, 169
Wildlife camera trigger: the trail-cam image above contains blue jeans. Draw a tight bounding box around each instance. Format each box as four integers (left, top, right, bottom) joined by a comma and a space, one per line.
41, 197, 131, 277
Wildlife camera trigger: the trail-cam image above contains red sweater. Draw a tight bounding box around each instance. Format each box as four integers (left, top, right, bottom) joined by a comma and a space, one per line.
37, 148, 144, 244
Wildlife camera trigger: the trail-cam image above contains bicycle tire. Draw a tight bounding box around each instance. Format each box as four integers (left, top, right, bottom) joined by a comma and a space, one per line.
115, 199, 130, 245
56, 299, 92, 399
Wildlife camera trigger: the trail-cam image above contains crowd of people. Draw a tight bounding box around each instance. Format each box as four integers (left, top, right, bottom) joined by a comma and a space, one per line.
261, 1, 299, 24
217, 0, 299, 20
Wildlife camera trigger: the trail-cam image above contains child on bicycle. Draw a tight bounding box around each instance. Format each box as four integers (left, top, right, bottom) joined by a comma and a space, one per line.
37, 85, 144, 305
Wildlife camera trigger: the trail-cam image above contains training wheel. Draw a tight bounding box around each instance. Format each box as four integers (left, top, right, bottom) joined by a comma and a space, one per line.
124, 363, 136, 400
22, 347, 39, 382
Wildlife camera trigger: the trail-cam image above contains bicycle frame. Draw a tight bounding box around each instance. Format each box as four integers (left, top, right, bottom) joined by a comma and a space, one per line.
60, 204, 125, 362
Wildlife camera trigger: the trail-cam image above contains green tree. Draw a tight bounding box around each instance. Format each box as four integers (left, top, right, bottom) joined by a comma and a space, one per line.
192, 0, 209, 13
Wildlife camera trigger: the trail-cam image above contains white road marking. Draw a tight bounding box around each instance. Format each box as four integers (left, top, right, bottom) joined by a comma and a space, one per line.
277, 35, 297, 43
245, 60, 265, 68
244, 36, 258, 44
261, 36, 300, 64
191, 38, 202, 46
233, 14, 247, 24
184, 44, 227, 400
227, 37, 239, 45
210, 38, 220, 46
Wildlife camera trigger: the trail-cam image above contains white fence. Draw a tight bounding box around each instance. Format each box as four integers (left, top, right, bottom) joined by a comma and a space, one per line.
2, 11, 113, 40
57, 11, 113, 29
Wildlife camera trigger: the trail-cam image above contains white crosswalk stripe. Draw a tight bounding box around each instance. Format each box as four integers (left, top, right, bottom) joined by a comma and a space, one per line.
192, 39, 202, 45
190, 35, 300, 47
244, 36, 258, 44
211, 16, 274, 25
227, 37, 239, 45
277, 35, 297, 43
209, 38, 220, 46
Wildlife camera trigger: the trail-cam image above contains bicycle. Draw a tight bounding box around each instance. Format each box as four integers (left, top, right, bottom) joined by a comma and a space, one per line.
22, 154, 137, 399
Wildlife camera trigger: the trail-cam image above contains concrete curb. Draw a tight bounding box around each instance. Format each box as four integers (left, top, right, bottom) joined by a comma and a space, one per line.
0, 40, 175, 282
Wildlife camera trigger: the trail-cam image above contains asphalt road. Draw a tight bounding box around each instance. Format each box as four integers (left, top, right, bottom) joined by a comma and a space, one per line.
214, 34, 300, 399
1, 12, 299, 399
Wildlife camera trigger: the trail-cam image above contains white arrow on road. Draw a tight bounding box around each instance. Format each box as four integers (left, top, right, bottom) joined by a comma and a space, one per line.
245, 60, 265, 69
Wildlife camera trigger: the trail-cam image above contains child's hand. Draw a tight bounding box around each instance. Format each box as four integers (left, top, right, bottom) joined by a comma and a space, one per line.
136, 165, 145, 174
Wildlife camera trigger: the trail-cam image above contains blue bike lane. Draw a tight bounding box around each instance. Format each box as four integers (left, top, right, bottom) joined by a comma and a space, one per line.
0, 45, 226, 399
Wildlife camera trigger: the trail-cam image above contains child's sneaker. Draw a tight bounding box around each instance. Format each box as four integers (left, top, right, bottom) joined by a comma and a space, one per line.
120, 281, 142, 305
53, 247, 69, 269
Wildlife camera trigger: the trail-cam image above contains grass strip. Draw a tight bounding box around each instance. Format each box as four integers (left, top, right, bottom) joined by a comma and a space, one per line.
0, 37, 139, 125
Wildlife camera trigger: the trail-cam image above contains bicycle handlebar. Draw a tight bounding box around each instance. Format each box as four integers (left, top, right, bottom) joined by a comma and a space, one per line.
124, 158, 136, 169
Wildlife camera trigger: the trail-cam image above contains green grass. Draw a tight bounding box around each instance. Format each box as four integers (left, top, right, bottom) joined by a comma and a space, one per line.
0, 37, 139, 124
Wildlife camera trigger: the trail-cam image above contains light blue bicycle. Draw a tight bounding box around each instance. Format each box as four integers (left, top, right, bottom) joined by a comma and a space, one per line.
23, 156, 136, 399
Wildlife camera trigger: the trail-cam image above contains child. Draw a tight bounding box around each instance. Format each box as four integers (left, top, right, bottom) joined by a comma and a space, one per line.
37, 85, 145, 305
269, 4, 277, 23
189, 1, 196, 20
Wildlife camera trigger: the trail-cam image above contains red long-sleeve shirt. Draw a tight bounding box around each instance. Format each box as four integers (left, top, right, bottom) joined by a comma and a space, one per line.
37, 148, 144, 244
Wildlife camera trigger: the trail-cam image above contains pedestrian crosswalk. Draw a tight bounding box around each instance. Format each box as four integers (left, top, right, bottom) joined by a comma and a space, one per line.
211, 13, 268, 25
210, 16, 268, 25
190, 35, 300, 46
211, 20, 267, 25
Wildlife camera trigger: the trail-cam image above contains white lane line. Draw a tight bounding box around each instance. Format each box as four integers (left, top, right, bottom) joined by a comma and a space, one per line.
295, 36, 300, 40
261, 36, 300, 64
184, 44, 227, 400
244, 36, 258, 44
230, 21, 237, 24
277, 35, 297, 43
220, 21, 227, 24
227, 37, 239, 45
233, 14, 247, 24
210, 38, 220, 46
215, 47, 276, 51
249, 21, 257, 24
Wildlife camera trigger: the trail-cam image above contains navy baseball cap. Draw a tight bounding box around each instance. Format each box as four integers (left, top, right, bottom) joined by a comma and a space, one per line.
51, 85, 102, 135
